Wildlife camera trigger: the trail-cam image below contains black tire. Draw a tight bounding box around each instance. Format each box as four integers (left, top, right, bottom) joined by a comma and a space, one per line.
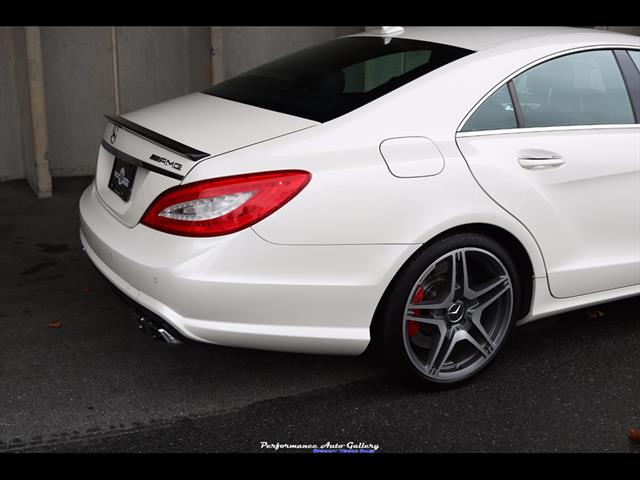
378, 232, 522, 389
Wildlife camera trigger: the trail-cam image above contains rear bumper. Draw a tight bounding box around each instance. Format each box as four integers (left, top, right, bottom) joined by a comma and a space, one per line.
92, 261, 192, 344
79, 181, 420, 355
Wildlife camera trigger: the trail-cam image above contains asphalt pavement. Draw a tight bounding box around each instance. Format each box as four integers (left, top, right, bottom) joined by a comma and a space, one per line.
1, 177, 638, 453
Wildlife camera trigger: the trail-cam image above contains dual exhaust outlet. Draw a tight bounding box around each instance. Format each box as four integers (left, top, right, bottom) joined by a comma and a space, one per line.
132, 311, 182, 345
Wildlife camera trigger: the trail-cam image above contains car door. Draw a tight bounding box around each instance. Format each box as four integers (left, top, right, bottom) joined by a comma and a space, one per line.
456, 49, 640, 298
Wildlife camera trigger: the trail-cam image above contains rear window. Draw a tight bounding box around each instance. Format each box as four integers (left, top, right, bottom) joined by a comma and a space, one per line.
203, 37, 473, 122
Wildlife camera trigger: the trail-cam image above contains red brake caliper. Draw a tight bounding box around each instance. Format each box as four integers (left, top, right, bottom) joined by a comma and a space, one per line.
407, 286, 424, 337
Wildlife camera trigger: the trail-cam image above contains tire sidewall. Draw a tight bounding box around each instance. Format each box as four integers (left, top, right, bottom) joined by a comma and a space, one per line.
381, 233, 522, 389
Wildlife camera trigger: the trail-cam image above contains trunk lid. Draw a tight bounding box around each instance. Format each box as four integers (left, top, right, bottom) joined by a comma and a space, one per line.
94, 93, 318, 227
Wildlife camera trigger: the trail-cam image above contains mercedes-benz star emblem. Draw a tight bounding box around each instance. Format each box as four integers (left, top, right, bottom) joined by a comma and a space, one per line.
447, 301, 465, 323
110, 125, 119, 144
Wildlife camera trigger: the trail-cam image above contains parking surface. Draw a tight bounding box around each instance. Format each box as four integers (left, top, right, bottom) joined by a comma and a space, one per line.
1, 177, 639, 453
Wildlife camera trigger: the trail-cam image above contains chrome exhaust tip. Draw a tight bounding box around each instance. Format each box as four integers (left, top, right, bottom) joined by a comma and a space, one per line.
156, 327, 181, 345
132, 312, 182, 345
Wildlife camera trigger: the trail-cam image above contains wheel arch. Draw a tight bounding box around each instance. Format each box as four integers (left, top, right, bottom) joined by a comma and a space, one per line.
368, 222, 536, 353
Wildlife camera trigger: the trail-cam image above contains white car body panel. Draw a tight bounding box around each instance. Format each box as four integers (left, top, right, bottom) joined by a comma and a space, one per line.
79, 27, 640, 354
80, 183, 419, 354
123, 92, 318, 156
457, 126, 640, 298
522, 278, 640, 325
379, 137, 445, 178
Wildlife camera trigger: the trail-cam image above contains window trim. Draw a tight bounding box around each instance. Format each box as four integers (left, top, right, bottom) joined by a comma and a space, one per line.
626, 49, 640, 74
456, 45, 640, 135
456, 123, 639, 138
506, 80, 524, 128
613, 49, 640, 122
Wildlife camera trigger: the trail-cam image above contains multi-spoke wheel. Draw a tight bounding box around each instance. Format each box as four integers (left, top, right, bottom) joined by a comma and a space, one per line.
379, 233, 521, 388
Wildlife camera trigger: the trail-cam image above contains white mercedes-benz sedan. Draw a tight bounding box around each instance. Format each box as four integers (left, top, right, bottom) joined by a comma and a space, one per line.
79, 26, 640, 387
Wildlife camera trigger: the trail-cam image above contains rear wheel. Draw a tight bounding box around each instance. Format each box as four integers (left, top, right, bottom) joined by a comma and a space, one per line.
380, 233, 521, 388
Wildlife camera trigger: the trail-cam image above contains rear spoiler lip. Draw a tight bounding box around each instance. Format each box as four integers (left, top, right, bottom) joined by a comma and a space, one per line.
104, 114, 210, 162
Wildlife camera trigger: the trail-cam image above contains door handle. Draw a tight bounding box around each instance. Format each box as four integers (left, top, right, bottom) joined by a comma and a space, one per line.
518, 155, 565, 169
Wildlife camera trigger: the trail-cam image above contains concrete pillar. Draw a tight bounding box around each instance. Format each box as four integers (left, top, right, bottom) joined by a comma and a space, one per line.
24, 26, 52, 198
111, 26, 121, 115
210, 27, 224, 85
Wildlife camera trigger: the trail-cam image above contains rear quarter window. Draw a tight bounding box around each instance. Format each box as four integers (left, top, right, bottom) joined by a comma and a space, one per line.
460, 84, 518, 132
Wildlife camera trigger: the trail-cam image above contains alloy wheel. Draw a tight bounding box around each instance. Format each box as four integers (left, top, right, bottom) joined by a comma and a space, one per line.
402, 247, 513, 382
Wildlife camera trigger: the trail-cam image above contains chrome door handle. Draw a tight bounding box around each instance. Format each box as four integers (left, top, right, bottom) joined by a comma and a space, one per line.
518, 155, 565, 169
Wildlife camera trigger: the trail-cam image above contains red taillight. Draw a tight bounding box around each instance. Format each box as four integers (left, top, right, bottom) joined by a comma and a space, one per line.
141, 170, 311, 237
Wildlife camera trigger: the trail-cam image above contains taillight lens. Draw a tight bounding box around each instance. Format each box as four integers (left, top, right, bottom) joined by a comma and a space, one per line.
141, 170, 311, 237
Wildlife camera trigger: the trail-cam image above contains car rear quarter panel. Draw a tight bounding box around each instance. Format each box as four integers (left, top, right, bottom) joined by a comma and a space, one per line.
183, 117, 545, 280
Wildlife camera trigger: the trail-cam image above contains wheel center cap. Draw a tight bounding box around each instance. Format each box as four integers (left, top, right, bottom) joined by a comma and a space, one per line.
447, 301, 465, 323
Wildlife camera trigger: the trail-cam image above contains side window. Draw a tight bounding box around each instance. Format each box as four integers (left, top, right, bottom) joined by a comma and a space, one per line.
460, 84, 517, 132
628, 50, 640, 72
513, 50, 635, 127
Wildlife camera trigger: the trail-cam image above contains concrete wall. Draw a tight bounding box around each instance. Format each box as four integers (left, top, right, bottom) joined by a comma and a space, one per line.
38, 26, 214, 177
0, 28, 24, 181
598, 26, 640, 36
40, 27, 115, 178
0, 27, 35, 182
116, 27, 212, 113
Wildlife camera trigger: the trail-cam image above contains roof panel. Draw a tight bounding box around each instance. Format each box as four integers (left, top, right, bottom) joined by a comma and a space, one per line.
352, 26, 631, 51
